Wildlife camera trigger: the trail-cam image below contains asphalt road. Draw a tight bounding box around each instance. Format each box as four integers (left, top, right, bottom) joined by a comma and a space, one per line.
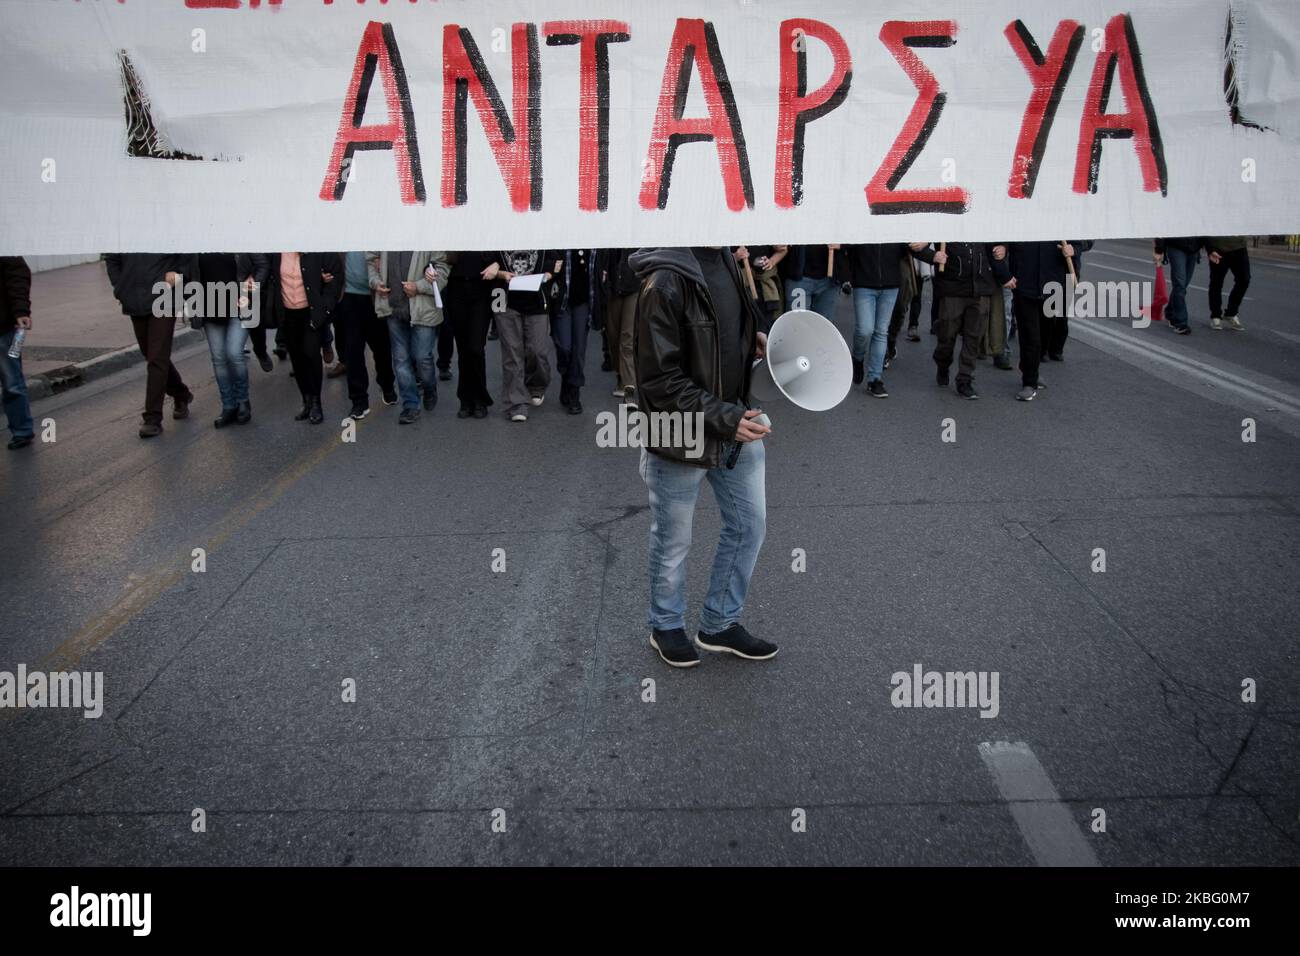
1, 244, 1297, 865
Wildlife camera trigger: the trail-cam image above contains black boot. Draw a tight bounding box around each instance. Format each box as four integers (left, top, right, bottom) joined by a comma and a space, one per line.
294, 398, 312, 422
213, 408, 239, 429
308, 397, 324, 425
567, 388, 582, 415
235, 400, 252, 424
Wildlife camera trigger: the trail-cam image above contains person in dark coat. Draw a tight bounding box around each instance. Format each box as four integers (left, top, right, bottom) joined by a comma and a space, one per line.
0, 256, 35, 450
104, 253, 197, 438
266, 252, 343, 424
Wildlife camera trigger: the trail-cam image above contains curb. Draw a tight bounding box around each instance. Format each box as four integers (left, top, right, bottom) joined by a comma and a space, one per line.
1248, 245, 1300, 264
26, 327, 201, 401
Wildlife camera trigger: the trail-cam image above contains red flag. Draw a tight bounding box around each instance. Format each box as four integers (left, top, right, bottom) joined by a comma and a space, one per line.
1150, 264, 1168, 322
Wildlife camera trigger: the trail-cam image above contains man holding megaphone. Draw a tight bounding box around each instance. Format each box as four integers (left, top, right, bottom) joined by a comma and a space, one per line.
629, 247, 777, 669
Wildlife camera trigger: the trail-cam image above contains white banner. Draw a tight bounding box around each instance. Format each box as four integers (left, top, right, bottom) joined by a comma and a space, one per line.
1, 0, 1298, 254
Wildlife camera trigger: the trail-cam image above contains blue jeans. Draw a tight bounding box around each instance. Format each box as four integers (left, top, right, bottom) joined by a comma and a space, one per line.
552, 301, 590, 388
202, 320, 249, 410
851, 287, 899, 381
1166, 249, 1197, 330
388, 317, 437, 410
784, 277, 841, 323
639, 442, 767, 634
0, 330, 34, 441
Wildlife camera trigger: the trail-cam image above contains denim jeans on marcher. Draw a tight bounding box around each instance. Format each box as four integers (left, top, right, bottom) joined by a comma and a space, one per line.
784, 277, 841, 323
639, 442, 767, 634
203, 319, 250, 411
1166, 249, 1197, 330
0, 330, 35, 441
388, 317, 437, 410
852, 287, 899, 381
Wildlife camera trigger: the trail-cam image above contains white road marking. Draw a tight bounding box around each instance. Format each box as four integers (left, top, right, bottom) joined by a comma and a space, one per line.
1086, 259, 1253, 301
978, 741, 1099, 867
1074, 319, 1300, 419
1092, 246, 1300, 274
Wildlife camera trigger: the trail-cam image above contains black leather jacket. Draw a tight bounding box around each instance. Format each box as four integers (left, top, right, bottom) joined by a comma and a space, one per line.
630, 248, 768, 469
913, 242, 1008, 298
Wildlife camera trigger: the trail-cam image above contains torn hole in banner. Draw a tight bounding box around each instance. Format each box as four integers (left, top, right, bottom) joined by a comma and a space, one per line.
1225, 0, 1299, 140
119, 51, 235, 161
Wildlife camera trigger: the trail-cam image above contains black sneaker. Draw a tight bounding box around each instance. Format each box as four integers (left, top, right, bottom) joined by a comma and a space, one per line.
936, 367, 950, 388
255, 350, 274, 373
173, 396, 192, 420
422, 392, 437, 412
7, 435, 34, 450
867, 379, 888, 398
957, 381, 979, 400
994, 354, 1014, 370
907, 326, 921, 342
650, 628, 700, 668
398, 407, 420, 425
696, 624, 778, 661
1175, 325, 1191, 336
438, 367, 453, 381
852, 358, 864, 385
348, 403, 370, 421
885, 345, 897, 367
381, 389, 399, 406
457, 406, 473, 419
139, 420, 163, 439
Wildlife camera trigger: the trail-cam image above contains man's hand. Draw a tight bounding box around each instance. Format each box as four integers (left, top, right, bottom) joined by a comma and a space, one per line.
908, 242, 929, 252
1004, 277, 1017, 290
1058, 242, 1074, 259
16, 315, 32, 330
753, 256, 770, 271
932, 250, 948, 266
735, 409, 771, 443
1209, 251, 1222, 265
991, 245, 1007, 261
164, 271, 181, 287
376, 284, 391, 296
401, 281, 418, 297
321, 271, 335, 284
755, 331, 767, 360
734, 246, 749, 262
481, 262, 501, 281
424, 264, 439, 283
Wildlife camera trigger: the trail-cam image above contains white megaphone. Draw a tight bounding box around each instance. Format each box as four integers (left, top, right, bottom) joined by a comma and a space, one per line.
749, 309, 853, 414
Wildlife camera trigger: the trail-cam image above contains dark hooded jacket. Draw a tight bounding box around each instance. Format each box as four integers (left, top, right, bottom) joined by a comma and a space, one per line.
912, 243, 1007, 298
104, 253, 199, 317
1005, 241, 1094, 299
630, 247, 769, 469
1, 257, 32, 335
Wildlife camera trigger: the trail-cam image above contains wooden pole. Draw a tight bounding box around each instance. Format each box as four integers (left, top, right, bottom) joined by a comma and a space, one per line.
741, 257, 757, 300
938, 242, 947, 273
827, 246, 836, 278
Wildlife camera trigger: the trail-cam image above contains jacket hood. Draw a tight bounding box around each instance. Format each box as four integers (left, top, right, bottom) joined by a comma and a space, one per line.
629, 247, 707, 288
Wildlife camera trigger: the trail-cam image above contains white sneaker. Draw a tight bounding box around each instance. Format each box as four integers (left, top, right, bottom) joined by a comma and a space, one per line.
1227, 316, 1245, 331
530, 394, 544, 407
511, 412, 528, 422
1211, 316, 1222, 331
611, 386, 627, 398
